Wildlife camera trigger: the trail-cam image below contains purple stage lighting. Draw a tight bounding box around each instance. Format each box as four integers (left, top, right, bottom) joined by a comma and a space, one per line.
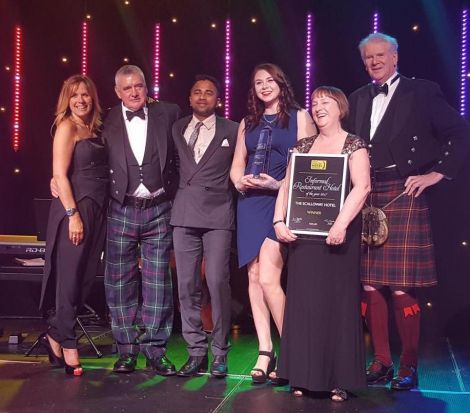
373, 12, 379, 33
305, 13, 313, 111
154, 23, 161, 100
460, 9, 468, 117
224, 19, 231, 119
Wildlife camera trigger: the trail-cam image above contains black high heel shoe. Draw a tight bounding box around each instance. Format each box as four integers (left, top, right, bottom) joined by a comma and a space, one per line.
63, 348, 84, 376
251, 351, 276, 384
38, 333, 64, 368
64, 362, 83, 376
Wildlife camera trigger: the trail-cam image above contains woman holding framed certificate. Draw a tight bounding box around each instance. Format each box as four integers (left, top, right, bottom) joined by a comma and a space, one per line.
273, 86, 370, 400
230, 63, 316, 384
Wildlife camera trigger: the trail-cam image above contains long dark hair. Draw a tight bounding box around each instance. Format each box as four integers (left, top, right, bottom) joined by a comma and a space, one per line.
245, 63, 300, 131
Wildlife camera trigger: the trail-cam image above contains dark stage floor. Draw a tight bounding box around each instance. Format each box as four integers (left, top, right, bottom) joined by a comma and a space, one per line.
0, 319, 470, 413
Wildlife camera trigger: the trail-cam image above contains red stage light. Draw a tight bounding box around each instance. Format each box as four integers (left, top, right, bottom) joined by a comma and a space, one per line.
12, 26, 22, 152
154, 23, 160, 99
81, 20, 88, 75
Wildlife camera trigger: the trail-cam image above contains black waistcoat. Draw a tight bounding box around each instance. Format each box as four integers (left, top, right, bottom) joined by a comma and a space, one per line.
367, 93, 399, 168
123, 124, 163, 194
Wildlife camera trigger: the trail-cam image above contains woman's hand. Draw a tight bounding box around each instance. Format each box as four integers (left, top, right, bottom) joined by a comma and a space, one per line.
236, 173, 280, 192
274, 222, 297, 243
245, 173, 280, 191
68, 214, 84, 246
326, 222, 346, 246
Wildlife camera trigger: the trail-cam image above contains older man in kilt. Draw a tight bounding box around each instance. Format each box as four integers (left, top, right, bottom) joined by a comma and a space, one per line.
348, 33, 470, 390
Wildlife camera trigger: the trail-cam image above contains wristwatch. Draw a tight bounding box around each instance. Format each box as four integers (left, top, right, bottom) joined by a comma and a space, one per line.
66, 207, 77, 217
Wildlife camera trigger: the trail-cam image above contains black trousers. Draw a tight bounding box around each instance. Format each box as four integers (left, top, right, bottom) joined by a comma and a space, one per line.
47, 198, 106, 348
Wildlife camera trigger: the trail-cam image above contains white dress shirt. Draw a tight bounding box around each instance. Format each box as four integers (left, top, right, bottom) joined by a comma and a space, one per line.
370, 72, 400, 139
121, 104, 156, 198
184, 114, 217, 163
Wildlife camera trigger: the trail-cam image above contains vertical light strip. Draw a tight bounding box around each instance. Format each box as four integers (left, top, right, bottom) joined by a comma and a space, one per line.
373, 11, 379, 33
81, 20, 88, 75
153, 23, 160, 100
460, 9, 468, 117
224, 19, 231, 119
305, 13, 313, 111
12, 25, 22, 152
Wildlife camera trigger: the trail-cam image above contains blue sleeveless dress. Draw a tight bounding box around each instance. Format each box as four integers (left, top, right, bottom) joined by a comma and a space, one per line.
236, 110, 298, 267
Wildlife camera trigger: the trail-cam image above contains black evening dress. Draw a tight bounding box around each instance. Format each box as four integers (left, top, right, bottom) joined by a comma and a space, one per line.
278, 134, 367, 392
40, 137, 108, 348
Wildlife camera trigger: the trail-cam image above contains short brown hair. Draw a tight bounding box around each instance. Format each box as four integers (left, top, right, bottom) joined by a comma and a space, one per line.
311, 86, 349, 120
54, 74, 102, 133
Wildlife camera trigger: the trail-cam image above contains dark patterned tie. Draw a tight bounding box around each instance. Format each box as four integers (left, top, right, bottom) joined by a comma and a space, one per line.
188, 121, 203, 158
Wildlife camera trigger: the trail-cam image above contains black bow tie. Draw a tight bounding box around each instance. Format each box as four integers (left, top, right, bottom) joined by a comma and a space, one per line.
370, 74, 400, 98
371, 82, 389, 98
126, 108, 146, 121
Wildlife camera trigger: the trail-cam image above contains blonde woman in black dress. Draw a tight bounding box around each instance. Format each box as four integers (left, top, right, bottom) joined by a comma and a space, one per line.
40, 75, 107, 376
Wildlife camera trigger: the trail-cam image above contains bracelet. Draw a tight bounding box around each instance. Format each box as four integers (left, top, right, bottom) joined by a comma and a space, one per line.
272, 220, 284, 227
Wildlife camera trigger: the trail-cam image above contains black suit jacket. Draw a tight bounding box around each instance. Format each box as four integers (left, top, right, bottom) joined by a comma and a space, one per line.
170, 115, 238, 230
348, 76, 470, 178
102, 101, 180, 204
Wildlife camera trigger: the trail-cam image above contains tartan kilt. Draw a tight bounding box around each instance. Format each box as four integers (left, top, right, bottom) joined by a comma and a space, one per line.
361, 177, 437, 288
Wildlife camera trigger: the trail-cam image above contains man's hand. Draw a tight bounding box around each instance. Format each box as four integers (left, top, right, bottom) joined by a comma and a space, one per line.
404, 171, 444, 197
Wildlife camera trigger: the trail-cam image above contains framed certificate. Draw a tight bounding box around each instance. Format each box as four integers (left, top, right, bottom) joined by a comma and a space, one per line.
286, 153, 349, 236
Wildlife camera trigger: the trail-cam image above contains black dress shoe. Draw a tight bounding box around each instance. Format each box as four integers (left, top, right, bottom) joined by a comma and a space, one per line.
391, 366, 418, 390
366, 360, 394, 384
210, 355, 228, 378
113, 353, 138, 373
177, 355, 208, 377
146, 355, 176, 376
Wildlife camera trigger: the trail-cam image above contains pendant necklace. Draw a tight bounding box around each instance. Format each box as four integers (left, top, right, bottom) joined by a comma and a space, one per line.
262, 113, 278, 124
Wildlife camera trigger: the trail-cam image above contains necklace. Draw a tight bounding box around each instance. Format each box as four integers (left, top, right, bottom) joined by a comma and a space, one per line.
70, 116, 91, 131
262, 113, 278, 124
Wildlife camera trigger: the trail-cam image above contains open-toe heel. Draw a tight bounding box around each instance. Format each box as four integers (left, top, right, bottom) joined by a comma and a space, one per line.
38, 333, 64, 368
251, 351, 276, 384
64, 362, 83, 376
63, 348, 83, 376
269, 369, 289, 386
292, 387, 303, 397
331, 388, 348, 402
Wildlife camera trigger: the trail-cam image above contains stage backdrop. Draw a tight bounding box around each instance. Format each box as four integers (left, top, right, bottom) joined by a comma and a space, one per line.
0, 0, 469, 332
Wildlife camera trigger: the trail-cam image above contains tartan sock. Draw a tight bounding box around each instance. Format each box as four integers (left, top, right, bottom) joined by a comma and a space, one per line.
393, 292, 420, 368
363, 289, 392, 367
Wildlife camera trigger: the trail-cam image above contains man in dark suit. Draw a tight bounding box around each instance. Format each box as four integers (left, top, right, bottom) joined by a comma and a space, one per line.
171, 75, 238, 378
348, 33, 470, 390
103, 65, 179, 375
